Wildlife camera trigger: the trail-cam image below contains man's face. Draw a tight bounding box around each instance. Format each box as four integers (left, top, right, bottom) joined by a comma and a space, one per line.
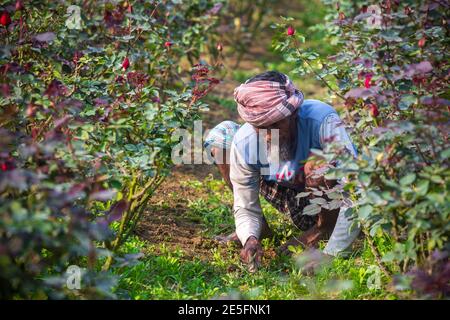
254, 114, 297, 161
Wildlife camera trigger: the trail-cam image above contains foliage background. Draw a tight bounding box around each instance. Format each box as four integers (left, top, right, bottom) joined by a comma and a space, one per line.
0, 0, 448, 299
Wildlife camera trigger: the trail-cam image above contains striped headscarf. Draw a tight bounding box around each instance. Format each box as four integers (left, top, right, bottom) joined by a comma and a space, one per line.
233, 76, 304, 127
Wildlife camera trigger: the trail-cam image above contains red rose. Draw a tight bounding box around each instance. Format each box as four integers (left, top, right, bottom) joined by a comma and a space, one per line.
364, 74, 372, 89
369, 104, 379, 117
122, 57, 130, 70
0, 11, 11, 27
15, 0, 24, 11
418, 37, 426, 48
0, 159, 15, 172
287, 26, 295, 36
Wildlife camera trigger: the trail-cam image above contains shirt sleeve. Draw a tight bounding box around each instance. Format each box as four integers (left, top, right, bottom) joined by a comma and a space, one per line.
229, 141, 264, 246
319, 113, 360, 256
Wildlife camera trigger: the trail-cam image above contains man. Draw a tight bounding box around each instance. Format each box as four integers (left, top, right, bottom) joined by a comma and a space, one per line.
204, 71, 360, 272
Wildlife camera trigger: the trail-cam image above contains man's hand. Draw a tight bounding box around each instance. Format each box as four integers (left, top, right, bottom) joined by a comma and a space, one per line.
304, 154, 337, 189
240, 236, 263, 273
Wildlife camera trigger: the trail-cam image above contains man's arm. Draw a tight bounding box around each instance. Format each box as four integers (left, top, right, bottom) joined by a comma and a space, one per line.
319, 113, 360, 256
229, 142, 263, 246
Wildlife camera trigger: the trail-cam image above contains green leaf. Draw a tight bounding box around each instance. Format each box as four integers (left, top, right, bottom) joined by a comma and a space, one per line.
302, 204, 321, 216
367, 191, 386, 205
358, 205, 373, 220
416, 180, 429, 196
426, 193, 445, 204
310, 197, 327, 205
400, 173, 416, 186
399, 94, 417, 110
430, 175, 444, 184
296, 192, 311, 198
109, 180, 122, 190
359, 173, 371, 186
441, 148, 450, 159
381, 251, 396, 262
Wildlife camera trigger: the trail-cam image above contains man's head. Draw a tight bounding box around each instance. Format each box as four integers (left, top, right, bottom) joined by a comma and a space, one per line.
235, 71, 302, 161
246, 70, 287, 84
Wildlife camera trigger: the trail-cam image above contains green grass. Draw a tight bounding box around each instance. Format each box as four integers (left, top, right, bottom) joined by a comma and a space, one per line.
113, 177, 399, 300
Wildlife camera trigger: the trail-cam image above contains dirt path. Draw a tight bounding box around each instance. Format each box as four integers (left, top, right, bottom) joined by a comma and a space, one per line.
135, 167, 212, 259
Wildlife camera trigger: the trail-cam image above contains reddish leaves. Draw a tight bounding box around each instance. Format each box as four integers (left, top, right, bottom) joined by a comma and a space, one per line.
44, 79, 67, 98
107, 200, 129, 223
191, 64, 220, 101
73, 51, 84, 64
0, 159, 15, 172
126, 71, 149, 88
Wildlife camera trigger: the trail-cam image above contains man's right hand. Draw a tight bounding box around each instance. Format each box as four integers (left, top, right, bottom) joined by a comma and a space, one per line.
240, 236, 263, 273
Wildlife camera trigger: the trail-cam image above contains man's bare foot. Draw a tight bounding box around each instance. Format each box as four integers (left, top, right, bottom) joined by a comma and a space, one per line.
214, 218, 273, 246
214, 231, 241, 245
296, 249, 332, 276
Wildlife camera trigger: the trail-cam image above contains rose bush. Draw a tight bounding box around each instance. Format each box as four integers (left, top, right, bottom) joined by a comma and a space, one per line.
274, 0, 449, 297
0, 0, 223, 298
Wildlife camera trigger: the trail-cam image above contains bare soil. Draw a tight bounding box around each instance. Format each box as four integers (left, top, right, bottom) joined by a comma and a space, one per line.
135, 167, 217, 260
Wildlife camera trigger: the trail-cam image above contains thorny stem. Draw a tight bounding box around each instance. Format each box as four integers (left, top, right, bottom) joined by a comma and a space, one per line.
362, 226, 391, 278
292, 38, 346, 100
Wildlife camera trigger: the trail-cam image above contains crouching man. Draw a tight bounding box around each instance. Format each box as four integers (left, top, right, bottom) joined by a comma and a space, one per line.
204, 71, 360, 273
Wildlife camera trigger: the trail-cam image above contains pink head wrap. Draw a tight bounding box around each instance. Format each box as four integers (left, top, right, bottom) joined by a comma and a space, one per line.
233, 76, 304, 127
